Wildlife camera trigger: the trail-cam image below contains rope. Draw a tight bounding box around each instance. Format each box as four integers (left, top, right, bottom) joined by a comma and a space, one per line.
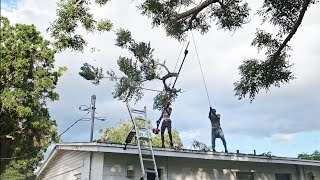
191, 31, 212, 107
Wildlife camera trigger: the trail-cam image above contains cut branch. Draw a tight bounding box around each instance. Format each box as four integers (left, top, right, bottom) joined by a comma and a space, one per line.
174, 0, 219, 20
269, 0, 311, 69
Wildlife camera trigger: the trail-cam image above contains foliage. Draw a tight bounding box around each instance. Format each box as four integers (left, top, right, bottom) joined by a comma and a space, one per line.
79, 29, 177, 109
99, 119, 183, 148
79, 63, 104, 85
51, 0, 319, 102
258, 151, 275, 157
140, 0, 250, 40
0, 17, 66, 179
298, 150, 320, 160
49, 0, 112, 51
192, 140, 211, 152
153, 91, 177, 111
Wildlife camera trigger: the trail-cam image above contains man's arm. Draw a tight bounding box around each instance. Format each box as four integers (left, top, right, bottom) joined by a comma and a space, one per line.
156, 111, 163, 128
158, 111, 164, 121
209, 107, 212, 119
165, 107, 172, 116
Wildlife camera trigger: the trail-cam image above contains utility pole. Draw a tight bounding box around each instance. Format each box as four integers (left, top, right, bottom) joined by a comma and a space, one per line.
90, 95, 96, 142
88, 95, 96, 180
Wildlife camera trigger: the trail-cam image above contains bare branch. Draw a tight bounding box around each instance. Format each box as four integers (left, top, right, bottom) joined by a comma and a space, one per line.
270, 0, 311, 69
156, 63, 171, 74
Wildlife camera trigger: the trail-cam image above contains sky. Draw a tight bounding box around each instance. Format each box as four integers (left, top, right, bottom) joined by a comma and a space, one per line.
2, 0, 320, 158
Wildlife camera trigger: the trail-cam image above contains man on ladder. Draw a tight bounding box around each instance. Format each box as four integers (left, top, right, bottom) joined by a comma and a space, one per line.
157, 101, 173, 148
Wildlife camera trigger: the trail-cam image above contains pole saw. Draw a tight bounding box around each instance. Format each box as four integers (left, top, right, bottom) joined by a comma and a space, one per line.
153, 42, 190, 134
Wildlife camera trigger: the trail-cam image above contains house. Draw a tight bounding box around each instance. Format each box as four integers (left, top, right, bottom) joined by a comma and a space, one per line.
37, 142, 320, 180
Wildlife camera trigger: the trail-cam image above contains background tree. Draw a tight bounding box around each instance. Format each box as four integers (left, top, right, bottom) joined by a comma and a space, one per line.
192, 140, 211, 152
0, 17, 66, 179
50, 0, 319, 104
100, 119, 183, 148
298, 150, 320, 160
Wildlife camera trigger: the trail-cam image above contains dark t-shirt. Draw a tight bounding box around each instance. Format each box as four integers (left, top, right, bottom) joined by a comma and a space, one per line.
209, 112, 221, 129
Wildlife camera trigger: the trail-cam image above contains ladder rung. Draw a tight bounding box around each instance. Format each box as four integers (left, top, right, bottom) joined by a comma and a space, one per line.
142, 158, 154, 162
138, 136, 150, 141
131, 109, 145, 114
135, 117, 146, 121
139, 127, 148, 131
141, 150, 152, 155
145, 169, 156, 173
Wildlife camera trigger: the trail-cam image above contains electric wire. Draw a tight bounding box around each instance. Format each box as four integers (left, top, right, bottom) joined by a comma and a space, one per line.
191, 31, 212, 107
0, 111, 91, 160
56, 110, 91, 138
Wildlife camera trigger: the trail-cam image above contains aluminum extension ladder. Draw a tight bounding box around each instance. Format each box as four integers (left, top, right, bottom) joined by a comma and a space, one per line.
125, 102, 159, 180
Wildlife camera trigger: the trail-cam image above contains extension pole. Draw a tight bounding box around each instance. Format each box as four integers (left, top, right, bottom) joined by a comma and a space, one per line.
172, 42, 190, 88
89, 95, 96, 180
157, 43, 190, 129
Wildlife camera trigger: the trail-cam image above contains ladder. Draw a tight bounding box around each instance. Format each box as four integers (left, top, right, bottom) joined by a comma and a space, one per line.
125, 102, 159, 180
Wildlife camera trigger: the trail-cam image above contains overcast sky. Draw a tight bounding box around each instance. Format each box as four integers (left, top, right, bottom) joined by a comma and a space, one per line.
2, 0, 320, 157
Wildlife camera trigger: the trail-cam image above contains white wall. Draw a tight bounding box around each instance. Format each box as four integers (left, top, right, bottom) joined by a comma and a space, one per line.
102, 153, 319, 180
40, 150, 89, 180
40, 150, 104, 180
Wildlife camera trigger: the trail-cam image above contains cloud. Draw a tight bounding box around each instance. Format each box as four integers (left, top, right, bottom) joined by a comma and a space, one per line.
271, 133, 296, 142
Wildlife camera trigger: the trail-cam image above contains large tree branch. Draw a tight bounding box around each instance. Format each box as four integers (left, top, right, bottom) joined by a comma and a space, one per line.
185, 11, 200, 31
270, 0, 311, 69
174, 0, 220, 20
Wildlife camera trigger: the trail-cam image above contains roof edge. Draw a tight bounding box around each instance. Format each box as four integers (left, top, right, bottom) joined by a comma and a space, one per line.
54, 142, 320, 166
36, 145, 58, 178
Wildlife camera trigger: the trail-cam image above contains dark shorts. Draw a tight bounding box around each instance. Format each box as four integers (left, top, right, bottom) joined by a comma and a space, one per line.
161, 120, 172, 134
212, 127, 225, 139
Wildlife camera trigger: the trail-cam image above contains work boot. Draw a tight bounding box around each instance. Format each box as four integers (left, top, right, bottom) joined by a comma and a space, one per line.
225, 150, 228, 153
212, 149, 216, 152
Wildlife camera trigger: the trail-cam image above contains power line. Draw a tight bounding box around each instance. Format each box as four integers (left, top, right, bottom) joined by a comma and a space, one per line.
191, 31, 212, 107
0, 111, 91, 160
57, 110, 91, 139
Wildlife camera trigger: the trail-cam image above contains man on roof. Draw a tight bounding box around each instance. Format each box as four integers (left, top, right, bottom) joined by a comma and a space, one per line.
157, 102, 173, 148
209, 107, 228, 153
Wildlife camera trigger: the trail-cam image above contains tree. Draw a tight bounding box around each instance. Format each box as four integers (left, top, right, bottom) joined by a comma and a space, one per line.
0, 17, 66, 179
99, 119, 183, 148
50, 0, 319, 104
192, 140, 211, 152
79, 29, 178, 110
298, 150, 320, 160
